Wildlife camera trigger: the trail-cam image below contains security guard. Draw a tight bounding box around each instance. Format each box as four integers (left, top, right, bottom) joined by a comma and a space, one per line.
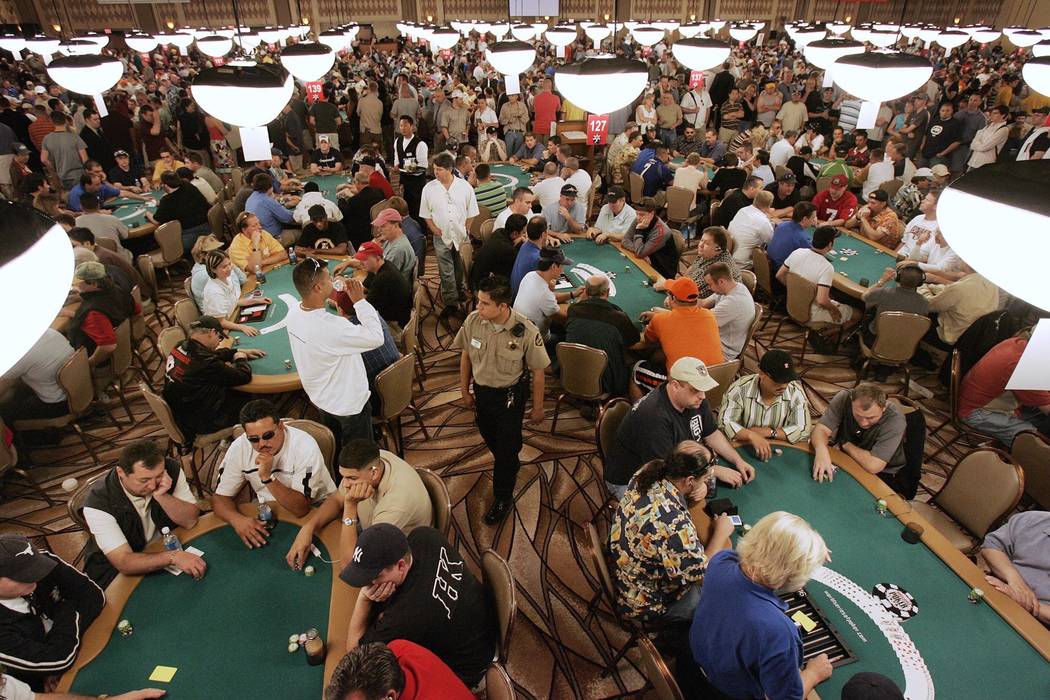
453, 275, 550, 524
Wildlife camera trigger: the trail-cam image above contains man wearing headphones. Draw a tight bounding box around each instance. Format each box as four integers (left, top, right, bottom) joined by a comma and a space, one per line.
861, 263, 931, 378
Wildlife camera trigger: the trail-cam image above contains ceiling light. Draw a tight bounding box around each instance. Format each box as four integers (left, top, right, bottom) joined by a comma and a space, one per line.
191, 62, 293, 127
280, 42, 334, 81
555, 55, 647, 115
196, 34, 233, 58
672, 37, 731, 71
486, 40, 535, 75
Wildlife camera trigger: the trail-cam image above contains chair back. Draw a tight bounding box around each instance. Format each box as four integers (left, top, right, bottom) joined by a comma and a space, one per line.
935, 448, 1024, 539
773, 164, 789, 179
482, 549, 517, 664
373, 355, 415, 421
174, 298, 201, 335
556, 343, 608, 400
669, 228, 686, 264
784, 272, 817, 326
67, 473, 106, 530
1012, 431, 1050, 508
136, 255, 159, 300
157, 326, 186, 358
94, 237, 118, 253
739, 269, 757, 295
369, 198, 390, 224
0, 420, 16, 473
665, 186, 693, 223
584, 519, 618, 612
628, 171, 644, 203
58, 348, 94, 416
229, 166, 244, 190
111, 319, 134, 376
869, 312, 931, 363
485, 663, 516, 700
479, 217, 496, 242
208, 201, 225, 238
709, 199, 721, 224
415, 468, 451, 536
949, 349, 965, 422
704, 360, 741, 412
182, 277, 197, 309
816, 175, 833, 193
879, 178, 904, 199
285, 419, 336, 475
596, 398, 631, 463
154, 221, 184, 265
741, 303, 764, 357
751, 247, 774, 298
400, 312, 418, 356
470, 204, 492, 240
139, 382, 189, 446
223, 200, 237, 228
636, 637, 686, 700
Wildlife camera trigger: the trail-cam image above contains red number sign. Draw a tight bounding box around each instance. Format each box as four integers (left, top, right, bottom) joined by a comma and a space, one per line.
305, 81, 324, 103
586, 114, 610, 145
689, 70, 705, 90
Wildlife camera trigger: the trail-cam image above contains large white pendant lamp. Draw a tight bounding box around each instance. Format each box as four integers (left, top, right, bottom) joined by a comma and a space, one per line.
833, 51, 932, 128
486, 40, 536, 75
935, 29, 970, 50
728, 23, 758, 43
159, 30, 194, 55
281, 42, 335, 81
805, 38, 865, 87
584, 24, 612, 44
233, 29, 261, 51
125, 32, 158, 53
490, 23, 511, 40
1009, 29, 1043, 48
0, 203, 75, 375
678, 22, 703, 39
828, 22, 851, 36
318, 30, 348, 52
428, 27, 461, 51
631, 25, 665, 47
192, 61, 293, 127
555, 54, 647, 115
793, 26, 827, 48
971, 28, 1001, 44
1023, 56, 1050, 95
1034, 40, 1050, 58
76, 32, 109, 48
545, 25, 577, 48
672, 37, 731, 71
867, 28, 899, 48
26, 34, 61, 55
900, 25, 923, 41
58, 40, 101, 56
46, 54, 123, 94
0, 33, 26, 54
851, 25, 873, 43
258, 26, 284, 45
917, 26, 941, 44
511, 24, 536, 41
196, 34, 233, 58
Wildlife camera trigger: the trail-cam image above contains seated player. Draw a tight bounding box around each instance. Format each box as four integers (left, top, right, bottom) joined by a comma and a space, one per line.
689, 512, 833, 700
177, 165, 217, 205
638, 145, 675, 202
671, 226, 741, 299
728, 189, 775, 271
338, 172, 387, 249
982, 511, 1050, 624
609, 447, 734, 624
510, 132, 545, 169
845, 189, 903, 249
0, 536, 104, 690
958, 335, 1050, 447
710, 174, 760, 229
355, 241, 413, 331
513, 246, 580, 340
621, 197, 678, 280
292, 181, 342, 225
310, 137, 343, 174
146, 170, 211, 254
372, 209, 417, 281
472, 163, 507, 218
764, 171, 800, 219
82, 440, 204, 587
493, 186, 534, 231
59, 261, 135, 370
200, 250, 271, 333
588, 186, 637, 244
811, 174, 857, 227
325, 641, 475, 700
718, 349, 812, 458
227, 211, 287, 271
0, 328, 73, 424
565, 273, 641, 398
211, 400, 337, 548
108, 148, 150, 191
810, 384, 906, 483
767, 201, 818, 275
510, 216, 548, 297
705, 154, 748, 203
605, 357, 756, 500
189, 235, 234, 308
671, 153, 708, 211
245, 172, 295, 242
860, 264, 930, 354
924, 260, 999, 350
697, 263, 755, 361
471, 213, 525, 290
74, 194, 130, 257
541, 183, 585, 240
150, 148, 185, 188
296, 204, 350, 256
162, 316, 264, 441
359, 157, 394, 199
776, 226, 858, 330
286, 439, 433, 571
634, 279, 723, 398
341, 524, 497, 690
896, 191, 962, 284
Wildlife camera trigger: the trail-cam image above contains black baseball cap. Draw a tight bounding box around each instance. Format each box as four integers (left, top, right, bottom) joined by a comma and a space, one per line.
339, 523, 410, 587
841, 672, 905, 700
189, 316, 226, 337
869, 189, 890, 203
539, 246, 574, 267
361, 156, 379, 167
606, 186, 627, 202
777, 171, 796, 183
12, 143, 29, 155
559, 183, 578, 198
0, 536, 57, 583
114, 149, 129, 157
759, 349, 799, 383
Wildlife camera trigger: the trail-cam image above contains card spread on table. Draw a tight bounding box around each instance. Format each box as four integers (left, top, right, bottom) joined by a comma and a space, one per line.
164, 546, 204, 576
791, 610, 817, 632
149, 665, 178, 682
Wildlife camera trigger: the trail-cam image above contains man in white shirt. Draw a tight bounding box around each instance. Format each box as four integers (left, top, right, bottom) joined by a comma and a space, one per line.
776, 226, 857, 327
493, 186, 534, 231
0, 328, 73, 423
859, 147, 895, 199
728, 189, 775, 270
530, 161, 566, 210
680, 83, 712, 129
420, 152, 479, 316
769, 130, 797, 169
562, 156, 592, 201
292, 180, 342, 225
287, 261, 385, 451
82, 440, 204, 587
897, 191, 962, 283
513, 246, 580, 339
588, 186, 637, 243
75, 194, 130, 257
671, 153, 708, 210
700, 262, 756, 360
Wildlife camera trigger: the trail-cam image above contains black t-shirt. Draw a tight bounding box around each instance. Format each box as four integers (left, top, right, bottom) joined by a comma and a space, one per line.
470, 230, 518, 289
922, 116, 961, 157
712, 187, 752, 227
154, 183, 209, 228
309, 100, 340, 133
312, 148, 339, 169
364, 263, 412, 326
359, 527, 496, 687
605, 383, 718, 485
298, 220, 348, 250
764, 182, 800, 210
107, 164, 144, 187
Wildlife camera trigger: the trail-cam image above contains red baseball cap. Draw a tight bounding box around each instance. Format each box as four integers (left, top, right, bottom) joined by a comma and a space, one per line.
353, 241, 384, 260
830, 174, 849, 188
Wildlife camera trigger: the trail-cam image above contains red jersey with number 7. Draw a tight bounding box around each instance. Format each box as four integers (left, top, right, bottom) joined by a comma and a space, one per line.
812, 188, 858, 222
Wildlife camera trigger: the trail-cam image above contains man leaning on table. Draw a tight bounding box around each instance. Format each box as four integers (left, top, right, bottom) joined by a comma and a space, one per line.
810, 384, 905, 483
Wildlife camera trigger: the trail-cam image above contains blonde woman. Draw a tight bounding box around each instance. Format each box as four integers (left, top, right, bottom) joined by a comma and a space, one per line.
635, 93, 658, 136
689, 511, 834, 699
201, 250, 269, 336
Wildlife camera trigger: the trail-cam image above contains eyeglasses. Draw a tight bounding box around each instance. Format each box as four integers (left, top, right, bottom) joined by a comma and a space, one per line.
246, 430, 277, 443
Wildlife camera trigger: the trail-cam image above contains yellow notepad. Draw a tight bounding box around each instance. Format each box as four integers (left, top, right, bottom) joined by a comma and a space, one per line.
791, 611, 817, 633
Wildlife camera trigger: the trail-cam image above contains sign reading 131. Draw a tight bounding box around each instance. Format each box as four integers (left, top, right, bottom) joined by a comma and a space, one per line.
587, 114, 610, 145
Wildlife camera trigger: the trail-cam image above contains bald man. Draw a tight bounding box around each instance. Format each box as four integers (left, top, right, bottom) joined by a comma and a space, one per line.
565, 274, 641, 398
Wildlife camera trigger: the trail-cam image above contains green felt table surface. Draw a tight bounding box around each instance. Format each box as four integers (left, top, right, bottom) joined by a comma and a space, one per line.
804, 227, 900, 293
722, 446, 1050, 698
69, 523, 332, 698
109, 190, 164, 230
304, 174, 350, 201
560, 239, 666, 327
489, 163, 533, 199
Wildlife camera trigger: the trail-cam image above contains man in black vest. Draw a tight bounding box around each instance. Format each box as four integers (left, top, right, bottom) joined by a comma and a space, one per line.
58, 261, 135, 370
392, 115, 428, 220
82, 440, 204, 588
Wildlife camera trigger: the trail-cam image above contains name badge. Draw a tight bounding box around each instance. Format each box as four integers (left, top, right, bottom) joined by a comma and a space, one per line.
470, 338, 482, 349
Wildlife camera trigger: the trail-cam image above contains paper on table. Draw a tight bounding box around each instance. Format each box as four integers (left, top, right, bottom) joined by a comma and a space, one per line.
242, 305, 268, 314
791, 610, 818, 632
164, 546, 204, 576
148, 665, 178, 682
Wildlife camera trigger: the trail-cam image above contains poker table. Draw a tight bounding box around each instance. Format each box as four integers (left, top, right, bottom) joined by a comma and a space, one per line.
802, 227, 902, 300
303, 174, 350, 201
109, 190, 165, 238
489, 162, 533, 200
560, 238, 667, 328
57, 505, 355, 699
692, 443, 1050, 699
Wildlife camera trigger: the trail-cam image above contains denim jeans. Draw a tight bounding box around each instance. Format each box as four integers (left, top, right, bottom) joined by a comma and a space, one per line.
504, 130, 524, 159
319, 400, 374, 465
961, 407, 1050, 448
432, 234, 466, 307
181, 222, 212, 257
659, 127, 678, 147
663, 582, 702, 623
605, 480, 627, 502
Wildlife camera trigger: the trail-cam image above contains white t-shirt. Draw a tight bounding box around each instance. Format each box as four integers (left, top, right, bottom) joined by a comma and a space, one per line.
680, 89, 712, 128
862, 159, 895, 199
420, 176, 479, 250
286, 300, 385, 416
0, 674, 35, 700
201, 275, 242, 318
769, 138, 795, 169
672, 166, 707, 208
594, 202, 637, 236
493, 206, 517, 231
293, 191, 343, 225
2, 328, 73, 404
897, 215, 940, 259
798, 132, 824, 154
531, 176, 566, 210
565, 169, 592, 200
83, 469, 196, 554
752, 164, 775, 186
215, 426, 336, 502
711, 282, 756, 360
729, 206, 775, 269
513, 271, 559, 335
783, 247, 834, 288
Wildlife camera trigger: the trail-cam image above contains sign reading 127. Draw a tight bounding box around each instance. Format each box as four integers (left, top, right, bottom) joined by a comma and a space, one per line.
587, 114, 610, 145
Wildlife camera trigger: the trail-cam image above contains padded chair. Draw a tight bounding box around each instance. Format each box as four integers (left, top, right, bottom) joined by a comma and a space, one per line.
0, 419, 54, 505
773, 165, 789, 180
485, 662, 516, 700
399, 311, 424, 393
908, 447, 1024, 554
207, 201, 226, 239
368, 198, 390, 225
928, 349, 998, 462
223, 200, 237, 230
13, 349, 119, 466
174, 298, 201, 336
481, 549, 517, 664
182, 278, 197, 310
94, 319, 152, 421
415, 468, 451, 536
147, 220, 187, 289
856, 311, 931, 396
772, 272, 841, 363
636, 637, 686, 700
738, 269, 757, 295
551, 343, 609, 434
584, 518, 645, 673
740, 303, 764, 359
130, 286, 164, 365
751, 247, 776, 305
1011, 430, 1050, 508
596, 398, 631, 465
669, 228, 686, 273
67, 473, 106, 530
138, 382, 235, 495
879, 178, 904, 199
372, 355, 429, 456
704, 360, 741, 412
665, 186, 698, 228
229, 166, 244, 190
157, 326, 186, 358
628, 171, 644, 203
469, 204, 492, 241
285, 419, 336, 476
479, 217, 497, 242
137, 255, 174, 320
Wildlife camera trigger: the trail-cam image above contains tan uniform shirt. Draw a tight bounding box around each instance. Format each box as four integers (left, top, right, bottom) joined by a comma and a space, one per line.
357, 94, 384, 134
452, 309, 550, 388
337, 450, 433, 532
441, 106, 471, 142
656, 103, 684, 129
499, 101, 530, 132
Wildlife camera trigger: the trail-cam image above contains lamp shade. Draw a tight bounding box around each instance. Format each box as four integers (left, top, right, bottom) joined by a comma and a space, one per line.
318, 30, 348, 52
77, 32, 110, 48
654, 21, 679, 32
805, 38, 865, 70
545, 25, 577, 47
280, 42, 334, 81
233, 30, 261, 50
917, 27, 941, 44
900, 25, 923, 40
258, 26, 284, 44
794, 26, 827, 47
0, 33, 26, 53
631, 25, 665, 46
486, 40, 536, 75
58, 40, 102, 56
343, 24, 360, 41
26, 35, 61, 55
1023, 56, 1050, 95
678, 22, 703, 38
1034, 40, 1050, 58
511, 24, 536, 41
872, 23, 899, 33
851, 25, 873, 43
828, 22, 851, 36
1009, 29, 1043, 48
474, 22, 491, 34
192, 62, 292, 127
938, 161, 1050, 312
0, 203, 75, 375
971, 28, 1001, 43
124, 32, 158, 53
46, 54, 123, 94
728, 23, 759, 43
709, 20, 726, 31
867, 28, 900, 48
490, 23, 511, 40
429, 27, 460, 50
935, 29, 970, 50
672, 37, 731, 71
160, 31, 194, 50
555, 55, 647, 115
832, 51, 932, 103
584, 24, 612, 43
196, 34, 233, 58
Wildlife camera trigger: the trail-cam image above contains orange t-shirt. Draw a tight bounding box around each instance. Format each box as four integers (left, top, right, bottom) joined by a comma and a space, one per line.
645, 306, 724, 370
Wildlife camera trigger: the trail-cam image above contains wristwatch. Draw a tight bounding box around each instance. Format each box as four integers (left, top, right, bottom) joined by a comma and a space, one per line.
342, 516, 357, 528
261, 476, 274, 484
768, 427, 777, 440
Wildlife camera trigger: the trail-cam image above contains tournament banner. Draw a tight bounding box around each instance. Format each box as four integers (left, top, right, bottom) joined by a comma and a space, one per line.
305, 81, 323, 103
587, 114, 609, 145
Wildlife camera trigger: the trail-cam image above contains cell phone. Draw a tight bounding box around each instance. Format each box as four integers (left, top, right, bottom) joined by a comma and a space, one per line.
729, 515, 743, 527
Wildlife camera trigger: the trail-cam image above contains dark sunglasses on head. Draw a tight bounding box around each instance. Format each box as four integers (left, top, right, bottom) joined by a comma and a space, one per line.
247, 430, 277, 443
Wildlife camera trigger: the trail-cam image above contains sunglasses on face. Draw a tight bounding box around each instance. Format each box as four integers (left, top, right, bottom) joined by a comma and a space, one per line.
247, 430, 277, 443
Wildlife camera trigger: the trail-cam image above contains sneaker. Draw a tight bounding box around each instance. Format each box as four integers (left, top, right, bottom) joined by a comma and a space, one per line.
483, 499, 513, 525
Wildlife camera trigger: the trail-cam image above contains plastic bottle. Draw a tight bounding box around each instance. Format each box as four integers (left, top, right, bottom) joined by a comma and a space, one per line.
255, 263, 267, 284
161, 527, 182, 552
287, 247, 298, 264
257, 498, 276, 530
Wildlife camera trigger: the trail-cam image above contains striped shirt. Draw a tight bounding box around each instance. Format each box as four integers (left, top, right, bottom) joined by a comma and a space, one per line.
717, 373, 812, 444
473, 179, 508, 217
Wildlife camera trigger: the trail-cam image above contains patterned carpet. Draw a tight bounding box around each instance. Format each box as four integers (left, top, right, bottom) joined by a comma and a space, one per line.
1, 257, 970, 699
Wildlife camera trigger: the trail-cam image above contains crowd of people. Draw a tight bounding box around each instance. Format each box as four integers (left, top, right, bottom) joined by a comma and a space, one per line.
2, 18, 1049, 700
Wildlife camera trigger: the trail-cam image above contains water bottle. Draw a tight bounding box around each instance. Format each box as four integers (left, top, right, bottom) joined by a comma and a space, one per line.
332, 276, 346, 292
161, 527, 182, 552
287, 246, 298, 264
257, 498, 276, 531
255, 263, 267, 284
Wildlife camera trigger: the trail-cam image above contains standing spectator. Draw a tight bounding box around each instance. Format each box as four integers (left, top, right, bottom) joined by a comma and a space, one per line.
176, 98, 210, 166
967, 105, 1010, 170
310, 92, 342, 149
420, 153, 479, 319
532, 78, 561, 142
719, 87, 745, 143
357, 81, 384, 149
775, 88, 808, 134
40, 111, 87, 190
499, 93, 529, 157
79, 108, 115, 172
919, 102, 962, 169
656, 91, 684, 146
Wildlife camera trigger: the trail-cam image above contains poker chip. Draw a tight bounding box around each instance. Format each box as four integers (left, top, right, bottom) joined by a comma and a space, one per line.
872, 583, 918, 620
